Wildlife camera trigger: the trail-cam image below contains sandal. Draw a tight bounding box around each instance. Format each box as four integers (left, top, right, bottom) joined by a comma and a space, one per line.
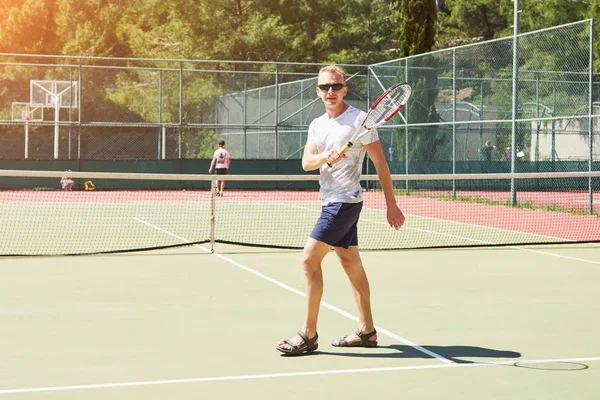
276, 331, 319, 356
331, 329, 378, 348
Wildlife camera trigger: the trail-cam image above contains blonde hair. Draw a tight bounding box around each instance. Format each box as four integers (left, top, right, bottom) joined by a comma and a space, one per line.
318, 65, 346, 82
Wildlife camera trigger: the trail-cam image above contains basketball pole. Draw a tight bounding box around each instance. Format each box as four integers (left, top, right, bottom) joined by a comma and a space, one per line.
24, 117, 29, 159
54, 95, 59, 159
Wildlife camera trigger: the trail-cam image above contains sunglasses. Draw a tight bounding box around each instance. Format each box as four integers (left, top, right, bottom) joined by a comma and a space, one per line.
317, 83, 346, 91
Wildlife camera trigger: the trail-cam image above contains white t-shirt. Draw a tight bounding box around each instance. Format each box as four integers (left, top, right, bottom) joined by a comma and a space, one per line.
213, 148, 230, 169
307, 105, 379, 205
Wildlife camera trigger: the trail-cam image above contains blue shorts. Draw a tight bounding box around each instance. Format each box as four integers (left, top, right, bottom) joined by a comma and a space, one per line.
310, 202, 363, 249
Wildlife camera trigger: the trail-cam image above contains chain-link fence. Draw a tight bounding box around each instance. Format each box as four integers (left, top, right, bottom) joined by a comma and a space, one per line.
370, 20, 598, 175
0, 20, 598, 172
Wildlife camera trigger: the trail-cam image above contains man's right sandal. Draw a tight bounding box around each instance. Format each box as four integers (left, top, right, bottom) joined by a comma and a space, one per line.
276, 331, 319, 356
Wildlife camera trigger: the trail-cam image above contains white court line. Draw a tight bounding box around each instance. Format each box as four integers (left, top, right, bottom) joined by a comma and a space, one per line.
364, 216, 600, 265
1, 356, 599, 394
508, 246, 600, 265
133, 218, 453, 364
360, 213, 600, 264
396, 213, 573, 242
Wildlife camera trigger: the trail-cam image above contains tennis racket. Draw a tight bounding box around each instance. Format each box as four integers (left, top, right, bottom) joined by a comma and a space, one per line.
326, 81, 412, 168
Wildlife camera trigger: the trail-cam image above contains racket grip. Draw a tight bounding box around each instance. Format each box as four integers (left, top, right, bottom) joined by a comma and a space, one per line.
325, 142, 353, 168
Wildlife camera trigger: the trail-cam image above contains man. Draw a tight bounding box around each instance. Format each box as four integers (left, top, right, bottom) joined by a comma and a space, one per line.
208, 140, 231, 196
516, 145, 525, 161
479, 141, 495, 162
276, 65, 405, 356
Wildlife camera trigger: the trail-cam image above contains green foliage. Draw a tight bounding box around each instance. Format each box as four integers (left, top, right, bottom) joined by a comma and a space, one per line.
403, 58, 445, 161
1, 0, 598, 162
397, 0, 437, 57
116, 0, 203, 59
1, 0, 597, 67
55, 0, 129, 57
518, 0, 588, 33
396, 0, 441, 161
0, 0, 60, 54
437, 0, 600, 72
436, 0, 510, 48
182, 129, 218, 159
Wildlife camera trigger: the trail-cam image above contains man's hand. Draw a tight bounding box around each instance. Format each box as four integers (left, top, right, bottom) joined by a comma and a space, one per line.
325, 149, 347, 166
387, 205, 405, 230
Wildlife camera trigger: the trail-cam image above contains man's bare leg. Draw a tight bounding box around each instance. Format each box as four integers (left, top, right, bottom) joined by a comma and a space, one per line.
277, 238, 331, 351
331, 246, 378, 345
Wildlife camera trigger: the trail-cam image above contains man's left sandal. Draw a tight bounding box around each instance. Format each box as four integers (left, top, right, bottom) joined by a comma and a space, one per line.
331, 329, 378, 348
276, 331, 319, 356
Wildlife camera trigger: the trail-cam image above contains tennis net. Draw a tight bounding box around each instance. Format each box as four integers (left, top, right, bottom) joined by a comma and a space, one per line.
0, 169, 598, 255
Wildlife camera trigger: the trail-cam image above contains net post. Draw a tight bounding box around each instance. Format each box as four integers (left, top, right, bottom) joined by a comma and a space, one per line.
210, 175, 217, 253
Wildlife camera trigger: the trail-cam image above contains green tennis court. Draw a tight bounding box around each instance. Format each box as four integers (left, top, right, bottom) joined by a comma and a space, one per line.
1, 240, 599, 399
1, 171, 599, 398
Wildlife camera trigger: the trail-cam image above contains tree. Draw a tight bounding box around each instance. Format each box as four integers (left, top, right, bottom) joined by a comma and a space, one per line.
518, 0, 600, 74
115, 0, 204, 60
518, 0, 588, 34
435, 0, 510, 49
55, 0, 130, 57
396, 0, 443, 163
398, 0, 436, 57
588, 0, 600, 74
0, 0, 59, 54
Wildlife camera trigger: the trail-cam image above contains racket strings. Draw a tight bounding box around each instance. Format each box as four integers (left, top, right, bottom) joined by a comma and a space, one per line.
364, 85, 411, 129
392, 83, 411, 100
364, 107, 387, 128
385, 86, 411, 112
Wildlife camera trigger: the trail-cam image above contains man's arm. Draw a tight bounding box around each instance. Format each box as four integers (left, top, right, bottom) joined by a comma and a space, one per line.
364, 141, 405, 230
208, 157, 216, 173
302, 140, 345, 171
302, 140, 328, 171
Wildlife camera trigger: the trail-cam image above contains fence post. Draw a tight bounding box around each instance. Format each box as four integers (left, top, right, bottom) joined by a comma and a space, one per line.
510, 0, 520, 206
405, 61, 409, 193
589, 19, 594, 214
452, 48, 457, 199
159, 70, 163, 160
179, 61, 183, 158
78, 59, 82, 162
551, 86, 556, 163
243, 72, 248, 159
275, 63, 280, 160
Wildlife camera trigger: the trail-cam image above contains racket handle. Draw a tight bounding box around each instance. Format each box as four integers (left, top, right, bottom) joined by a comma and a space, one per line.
325, 142, 353, 168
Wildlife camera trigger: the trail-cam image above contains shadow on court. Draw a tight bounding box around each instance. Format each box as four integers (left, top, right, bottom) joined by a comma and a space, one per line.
317, 344, 521, 364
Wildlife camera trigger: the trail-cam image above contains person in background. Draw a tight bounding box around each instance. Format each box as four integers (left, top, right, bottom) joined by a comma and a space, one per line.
208, 140, 231, 196
516, 145, 525, 161
502, 147, 512, 161
60, 170, 74, 192
276, 65, 405, 356
479, 140, 496, 161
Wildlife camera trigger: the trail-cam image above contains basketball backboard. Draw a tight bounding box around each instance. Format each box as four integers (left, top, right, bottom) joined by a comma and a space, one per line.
30, 80, 78, 108
11, 102, 43, 121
